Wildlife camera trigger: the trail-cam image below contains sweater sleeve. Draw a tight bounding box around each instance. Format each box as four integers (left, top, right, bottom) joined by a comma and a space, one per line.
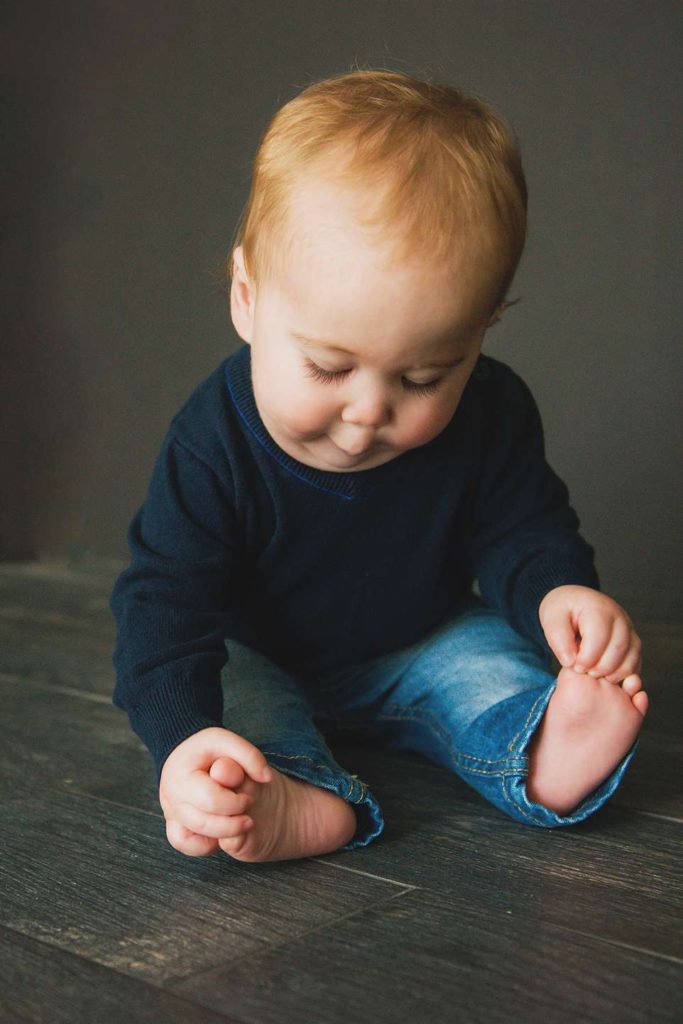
109, 432, 243, 784
465, 367, 600, 656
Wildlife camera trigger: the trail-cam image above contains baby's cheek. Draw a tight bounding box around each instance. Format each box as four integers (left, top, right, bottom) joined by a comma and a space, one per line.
404, 403, 453, 446
277, 390, 330, 436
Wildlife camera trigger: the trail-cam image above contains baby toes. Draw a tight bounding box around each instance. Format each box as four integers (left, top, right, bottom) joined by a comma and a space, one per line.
621, 674, 642, 696
631, 690, 649, 716
219, 821, 254, 855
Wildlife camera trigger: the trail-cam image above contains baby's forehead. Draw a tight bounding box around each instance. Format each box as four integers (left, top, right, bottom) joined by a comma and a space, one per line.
281, 224, 469, 295
285, 206, 488, 294
279, 246, 492, 332
273, 178, 498, 321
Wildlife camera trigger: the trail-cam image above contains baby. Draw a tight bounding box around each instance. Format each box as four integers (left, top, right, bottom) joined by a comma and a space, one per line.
110, 69, 648, 863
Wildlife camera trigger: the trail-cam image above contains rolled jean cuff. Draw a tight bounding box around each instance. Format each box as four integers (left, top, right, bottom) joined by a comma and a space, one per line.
503, 682, 641, 828
259, 747, 385, 851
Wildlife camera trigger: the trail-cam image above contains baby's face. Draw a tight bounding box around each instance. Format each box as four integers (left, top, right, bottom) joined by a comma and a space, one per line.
231, 178, 502, 474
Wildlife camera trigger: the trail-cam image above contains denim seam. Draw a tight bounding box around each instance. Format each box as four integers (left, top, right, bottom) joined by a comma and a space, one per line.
260, 750, 368, 802
377, 704, 527, 773
501, 683, 586, 823
500, 732, 641, 825
500, 776, 550, 824
455, 766, 526, 777
507, 684, 555, 753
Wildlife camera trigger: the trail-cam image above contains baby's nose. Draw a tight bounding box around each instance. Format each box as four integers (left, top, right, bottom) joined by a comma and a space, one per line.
341, 389, 392, 430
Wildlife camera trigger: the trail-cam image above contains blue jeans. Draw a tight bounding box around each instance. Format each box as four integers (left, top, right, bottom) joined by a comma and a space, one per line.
219, 595, 640, 851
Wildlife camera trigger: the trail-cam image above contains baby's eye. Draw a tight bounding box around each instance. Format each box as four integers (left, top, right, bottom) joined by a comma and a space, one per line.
302, 358, 443, 397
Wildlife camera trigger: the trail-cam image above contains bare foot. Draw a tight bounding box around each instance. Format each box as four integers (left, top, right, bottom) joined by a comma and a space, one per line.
208, 756, 358, 862
525, 667, 648, 815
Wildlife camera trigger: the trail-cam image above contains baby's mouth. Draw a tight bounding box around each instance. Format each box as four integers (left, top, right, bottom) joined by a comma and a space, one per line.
333, 444, 372, 458
328, 436, 377, 457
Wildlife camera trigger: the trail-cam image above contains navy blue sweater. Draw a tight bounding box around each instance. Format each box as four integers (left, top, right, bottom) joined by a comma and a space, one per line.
109, 343, 599, 782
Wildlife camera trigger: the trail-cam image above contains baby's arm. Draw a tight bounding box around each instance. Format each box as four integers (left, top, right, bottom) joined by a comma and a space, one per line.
110, 430, 247, 804
465, 365, 600, 653
159, 727, 273, 857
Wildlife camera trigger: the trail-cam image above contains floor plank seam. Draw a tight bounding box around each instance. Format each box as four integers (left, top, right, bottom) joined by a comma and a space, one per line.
403, 888, 683, 965
55, 788, 164, 819
0, 606, 111, 627
546, 922, 683, 966
0, 923, 244, 1023
164, 885, 416, 990
0, 672, 114, 704
614, 807, 683, 825
0, 561, 126, 579
310, 858, 421, 888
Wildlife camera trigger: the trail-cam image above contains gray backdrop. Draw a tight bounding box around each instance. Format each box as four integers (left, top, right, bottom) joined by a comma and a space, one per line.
3, 1, 681, 623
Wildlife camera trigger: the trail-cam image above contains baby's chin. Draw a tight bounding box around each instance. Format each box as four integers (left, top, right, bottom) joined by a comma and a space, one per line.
296, 435, 403, 473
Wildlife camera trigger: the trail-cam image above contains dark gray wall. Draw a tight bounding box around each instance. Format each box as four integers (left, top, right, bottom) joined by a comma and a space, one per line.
3, 1, 681, 622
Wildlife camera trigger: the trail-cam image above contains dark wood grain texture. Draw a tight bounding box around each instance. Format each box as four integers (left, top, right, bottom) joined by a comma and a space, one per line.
0, 780, 410, 985
173, 886, 683, 1024
0, 926, 241, 1024
0, 560, 681, 1023
2, 677, 682, 962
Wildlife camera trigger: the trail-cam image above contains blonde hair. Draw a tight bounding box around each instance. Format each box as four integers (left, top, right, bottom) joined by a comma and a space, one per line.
225, 67, 527, 319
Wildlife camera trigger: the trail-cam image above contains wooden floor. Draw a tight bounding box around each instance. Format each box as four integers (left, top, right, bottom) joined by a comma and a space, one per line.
1, 561, 681, 1024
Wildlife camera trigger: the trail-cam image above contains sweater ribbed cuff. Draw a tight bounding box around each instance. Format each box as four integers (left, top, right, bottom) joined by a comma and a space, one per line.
512, 553, 601, 655
126, 677, 225, 787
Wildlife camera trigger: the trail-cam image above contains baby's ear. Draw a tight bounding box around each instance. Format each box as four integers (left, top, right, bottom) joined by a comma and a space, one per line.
486, 306, 505, 329
487, 297, 520, 328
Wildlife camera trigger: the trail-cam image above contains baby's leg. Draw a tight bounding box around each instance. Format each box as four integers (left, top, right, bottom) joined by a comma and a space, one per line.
211, 640, 383, 862
319, 598, 645, 827
525, 667, 648, 815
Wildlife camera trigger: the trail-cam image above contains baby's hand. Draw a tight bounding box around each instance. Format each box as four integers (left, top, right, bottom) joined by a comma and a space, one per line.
158, 727, 273, 857
538, 584, 643, 682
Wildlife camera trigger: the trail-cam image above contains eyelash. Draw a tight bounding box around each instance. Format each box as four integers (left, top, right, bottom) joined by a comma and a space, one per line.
303, 359, 444, 398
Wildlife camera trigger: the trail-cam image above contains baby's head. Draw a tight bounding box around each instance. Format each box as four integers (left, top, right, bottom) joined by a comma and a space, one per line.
228, 68, 527, 473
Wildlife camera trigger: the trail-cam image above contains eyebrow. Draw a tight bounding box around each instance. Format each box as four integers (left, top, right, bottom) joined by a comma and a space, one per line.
289, 331, 466, 370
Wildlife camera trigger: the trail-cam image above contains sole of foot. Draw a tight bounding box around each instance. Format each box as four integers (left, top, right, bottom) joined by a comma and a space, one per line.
525, 667, 648, 816
210, 756, 358, 863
